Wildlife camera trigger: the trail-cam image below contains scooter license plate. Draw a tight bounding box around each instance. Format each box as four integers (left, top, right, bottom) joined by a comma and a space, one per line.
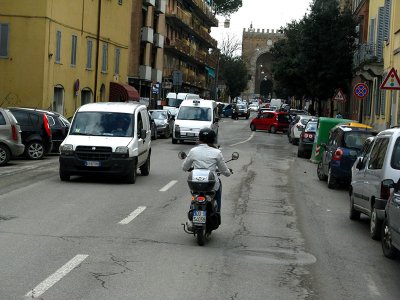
193, 210, 206, 224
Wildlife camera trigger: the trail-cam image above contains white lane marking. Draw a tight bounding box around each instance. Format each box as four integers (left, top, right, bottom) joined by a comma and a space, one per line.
118, 206, 146, 225
229, 132, 255, 147
25, 254, 88, 298
363, 274, 381, 297
160, 180, 178, 192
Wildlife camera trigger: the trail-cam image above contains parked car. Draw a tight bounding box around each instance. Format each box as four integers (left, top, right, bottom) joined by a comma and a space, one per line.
381, 178, 400, 258
0, 108, 25, 166
148, 111, 157, 140
289, 115, 314, 145
7, 107, 53, 159
297, 118, 318, 158
43, 110, 70, 153
350, 136, 376, 181
221, 104, 233, 118
317, 123, 375, 189
250, 111, 290, 134
149, 109, 173, 138
248, 103, 259, 112
350, 127, 400, 240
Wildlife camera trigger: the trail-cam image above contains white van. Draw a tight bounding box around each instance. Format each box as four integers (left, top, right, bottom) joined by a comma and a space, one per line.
164, 93, 200, 110
59, 102, 151, 184
172, 99, 218, 144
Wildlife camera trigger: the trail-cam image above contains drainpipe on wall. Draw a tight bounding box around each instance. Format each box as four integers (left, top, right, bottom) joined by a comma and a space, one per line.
94, 0, 102, 102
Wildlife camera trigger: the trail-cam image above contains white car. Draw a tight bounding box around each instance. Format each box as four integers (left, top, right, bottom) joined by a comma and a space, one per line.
289, 115, 313, 145
248, 103, 259, 112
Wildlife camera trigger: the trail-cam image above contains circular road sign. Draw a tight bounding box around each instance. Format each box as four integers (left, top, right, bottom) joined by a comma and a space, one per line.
354, 83, 369, 99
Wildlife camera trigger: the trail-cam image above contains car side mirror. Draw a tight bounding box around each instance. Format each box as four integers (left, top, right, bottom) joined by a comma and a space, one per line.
140, 129, 147, 139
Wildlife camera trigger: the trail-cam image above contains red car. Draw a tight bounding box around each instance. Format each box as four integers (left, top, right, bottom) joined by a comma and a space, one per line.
250, 111, 290, 134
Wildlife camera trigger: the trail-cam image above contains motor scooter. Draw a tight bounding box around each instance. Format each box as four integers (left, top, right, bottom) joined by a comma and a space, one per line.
178, 151, 239, 246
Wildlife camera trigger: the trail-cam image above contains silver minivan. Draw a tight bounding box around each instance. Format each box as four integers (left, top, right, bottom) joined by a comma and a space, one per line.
350, 128, 400, 239
0, 108, 25, 166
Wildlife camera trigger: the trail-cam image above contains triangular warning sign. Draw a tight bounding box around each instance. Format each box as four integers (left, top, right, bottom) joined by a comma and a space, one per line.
333, 88, 346, 102
380, 67, 400, 90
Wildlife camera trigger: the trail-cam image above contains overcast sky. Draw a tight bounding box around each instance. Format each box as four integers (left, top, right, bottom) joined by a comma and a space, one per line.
211, 0, 313, 49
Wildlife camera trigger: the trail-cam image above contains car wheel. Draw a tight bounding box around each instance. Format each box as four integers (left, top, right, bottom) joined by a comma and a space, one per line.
25, 141, 45, 160
271, 126, 277, 134
250, 124, 256, 131
126, 160, 137, 184
140, 154, 150, 176
0, 144, 11, 167
172, 138, 177, 144
164, 127, 171, 138
59, 169, 70, 181
370, 206, 382, 240
349, 192, 360, 220
317, 162, 327, 181
382, 218, 397, 259
327, 167, 336, 189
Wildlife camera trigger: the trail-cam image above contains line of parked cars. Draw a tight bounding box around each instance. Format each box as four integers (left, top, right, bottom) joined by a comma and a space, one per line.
0, 107, 71, 166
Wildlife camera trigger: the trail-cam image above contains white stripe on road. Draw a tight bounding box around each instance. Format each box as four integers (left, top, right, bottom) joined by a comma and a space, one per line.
229, 132, 255, 147
159, 180, 178, 192
25, 254, 88, 298
118, 206, 146, 225
363, 274, 381, 297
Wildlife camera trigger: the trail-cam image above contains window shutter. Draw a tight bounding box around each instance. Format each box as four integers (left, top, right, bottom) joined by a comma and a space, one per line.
56, 30, 61, 62
377, 7, 385, 62
368, 18, 375, 56
0, 23, 9, 57
384, 0, 391, 42
115, 48, 120, 75
87, 40, 93, 69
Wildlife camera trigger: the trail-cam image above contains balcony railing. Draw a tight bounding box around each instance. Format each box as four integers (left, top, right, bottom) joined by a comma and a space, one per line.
186, 0, 218, 26
353, 43, 382, 68
163, 67, 211, 90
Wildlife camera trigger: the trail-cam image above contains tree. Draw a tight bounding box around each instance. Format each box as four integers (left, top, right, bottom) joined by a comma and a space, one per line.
219, 32, 241, 58
214, 0, 242, 16
219, 56, 248, 99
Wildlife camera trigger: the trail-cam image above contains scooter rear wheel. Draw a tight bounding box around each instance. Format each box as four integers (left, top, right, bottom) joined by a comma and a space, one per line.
196, 228, 205, 246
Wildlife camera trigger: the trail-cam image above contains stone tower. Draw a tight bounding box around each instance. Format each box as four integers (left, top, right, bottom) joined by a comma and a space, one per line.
241, 23, 285, 100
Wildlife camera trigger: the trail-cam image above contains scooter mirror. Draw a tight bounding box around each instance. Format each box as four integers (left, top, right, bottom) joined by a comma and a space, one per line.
178, 152, 187, 160
231, 152, 239, 160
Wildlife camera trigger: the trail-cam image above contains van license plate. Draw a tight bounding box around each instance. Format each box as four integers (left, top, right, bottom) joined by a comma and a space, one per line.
187, 133, 195, 137
85, 161, 100, 167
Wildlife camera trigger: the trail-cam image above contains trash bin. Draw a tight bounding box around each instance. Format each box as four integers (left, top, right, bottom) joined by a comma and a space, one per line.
310, 117, 354, 163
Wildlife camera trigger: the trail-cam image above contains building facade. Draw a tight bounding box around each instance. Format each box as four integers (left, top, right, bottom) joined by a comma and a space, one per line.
351, 0, 399, 131
241, 25, 284, 101
163, 0, 218, 100
0, 0, 133, 119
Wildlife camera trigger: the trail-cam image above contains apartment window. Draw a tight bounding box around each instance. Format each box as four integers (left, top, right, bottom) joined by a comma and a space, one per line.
118, 0, 122, 4
71, 35, 77, 66
102, 43, 108, 73
115, 48, 120, 75
55, 30, 61, 63
86, 39, 93, 69
0, 23, 9, 57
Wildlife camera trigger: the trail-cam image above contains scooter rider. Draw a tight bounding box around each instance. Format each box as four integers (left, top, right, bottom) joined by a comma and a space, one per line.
182, 128, 232, 214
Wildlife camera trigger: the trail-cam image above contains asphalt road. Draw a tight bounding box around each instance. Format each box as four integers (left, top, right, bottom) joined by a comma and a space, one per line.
0, 114, 399, 299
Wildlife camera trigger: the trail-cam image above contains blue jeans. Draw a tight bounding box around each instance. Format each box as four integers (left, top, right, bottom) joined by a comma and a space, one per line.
215, 179, 222, 213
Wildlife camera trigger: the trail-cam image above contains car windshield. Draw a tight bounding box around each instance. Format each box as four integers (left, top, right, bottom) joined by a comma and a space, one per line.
150, 111, 167, 120
343, 132, 373, 150
70, 112, 133, 137
305, 121, 317, 132
278, 114, 290, 123
177, 107, 211, 121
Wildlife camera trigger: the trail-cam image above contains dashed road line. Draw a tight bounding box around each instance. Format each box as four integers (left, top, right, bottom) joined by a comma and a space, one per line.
118, 206, 146, 224
160, 180, 178, 192
25, 254, 88, 298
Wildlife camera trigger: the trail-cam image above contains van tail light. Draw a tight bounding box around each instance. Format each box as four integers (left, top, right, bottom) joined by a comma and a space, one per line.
11, 124, 18, 141
333, 149, 343, 161
43, 114, 51, 137
380, 182, 392, 200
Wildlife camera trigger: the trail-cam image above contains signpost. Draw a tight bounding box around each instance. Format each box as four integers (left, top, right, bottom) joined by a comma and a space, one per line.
353, 83, 369, 123
380, 68, 400, 127
333, 88, 346, 102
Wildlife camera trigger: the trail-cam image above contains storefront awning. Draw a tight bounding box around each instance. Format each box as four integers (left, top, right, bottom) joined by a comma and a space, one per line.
109, 82, 140, 102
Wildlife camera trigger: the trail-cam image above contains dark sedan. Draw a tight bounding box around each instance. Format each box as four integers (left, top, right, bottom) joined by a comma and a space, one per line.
149, 110, 173, 138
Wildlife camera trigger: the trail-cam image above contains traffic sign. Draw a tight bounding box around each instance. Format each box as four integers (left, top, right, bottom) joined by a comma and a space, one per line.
333, 88, 346, 102
152, 82, 160, 94
380, 68, 400, 90
353, 83, 369, 99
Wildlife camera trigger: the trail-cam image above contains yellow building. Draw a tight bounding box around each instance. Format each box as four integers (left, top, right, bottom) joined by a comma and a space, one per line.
0, 0, 133, 119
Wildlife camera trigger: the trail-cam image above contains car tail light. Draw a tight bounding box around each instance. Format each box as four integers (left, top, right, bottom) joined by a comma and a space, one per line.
11, 124, 18, 141
380, 181, 391, 200
333, 149, 343, 161
43, 114, 52, 137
